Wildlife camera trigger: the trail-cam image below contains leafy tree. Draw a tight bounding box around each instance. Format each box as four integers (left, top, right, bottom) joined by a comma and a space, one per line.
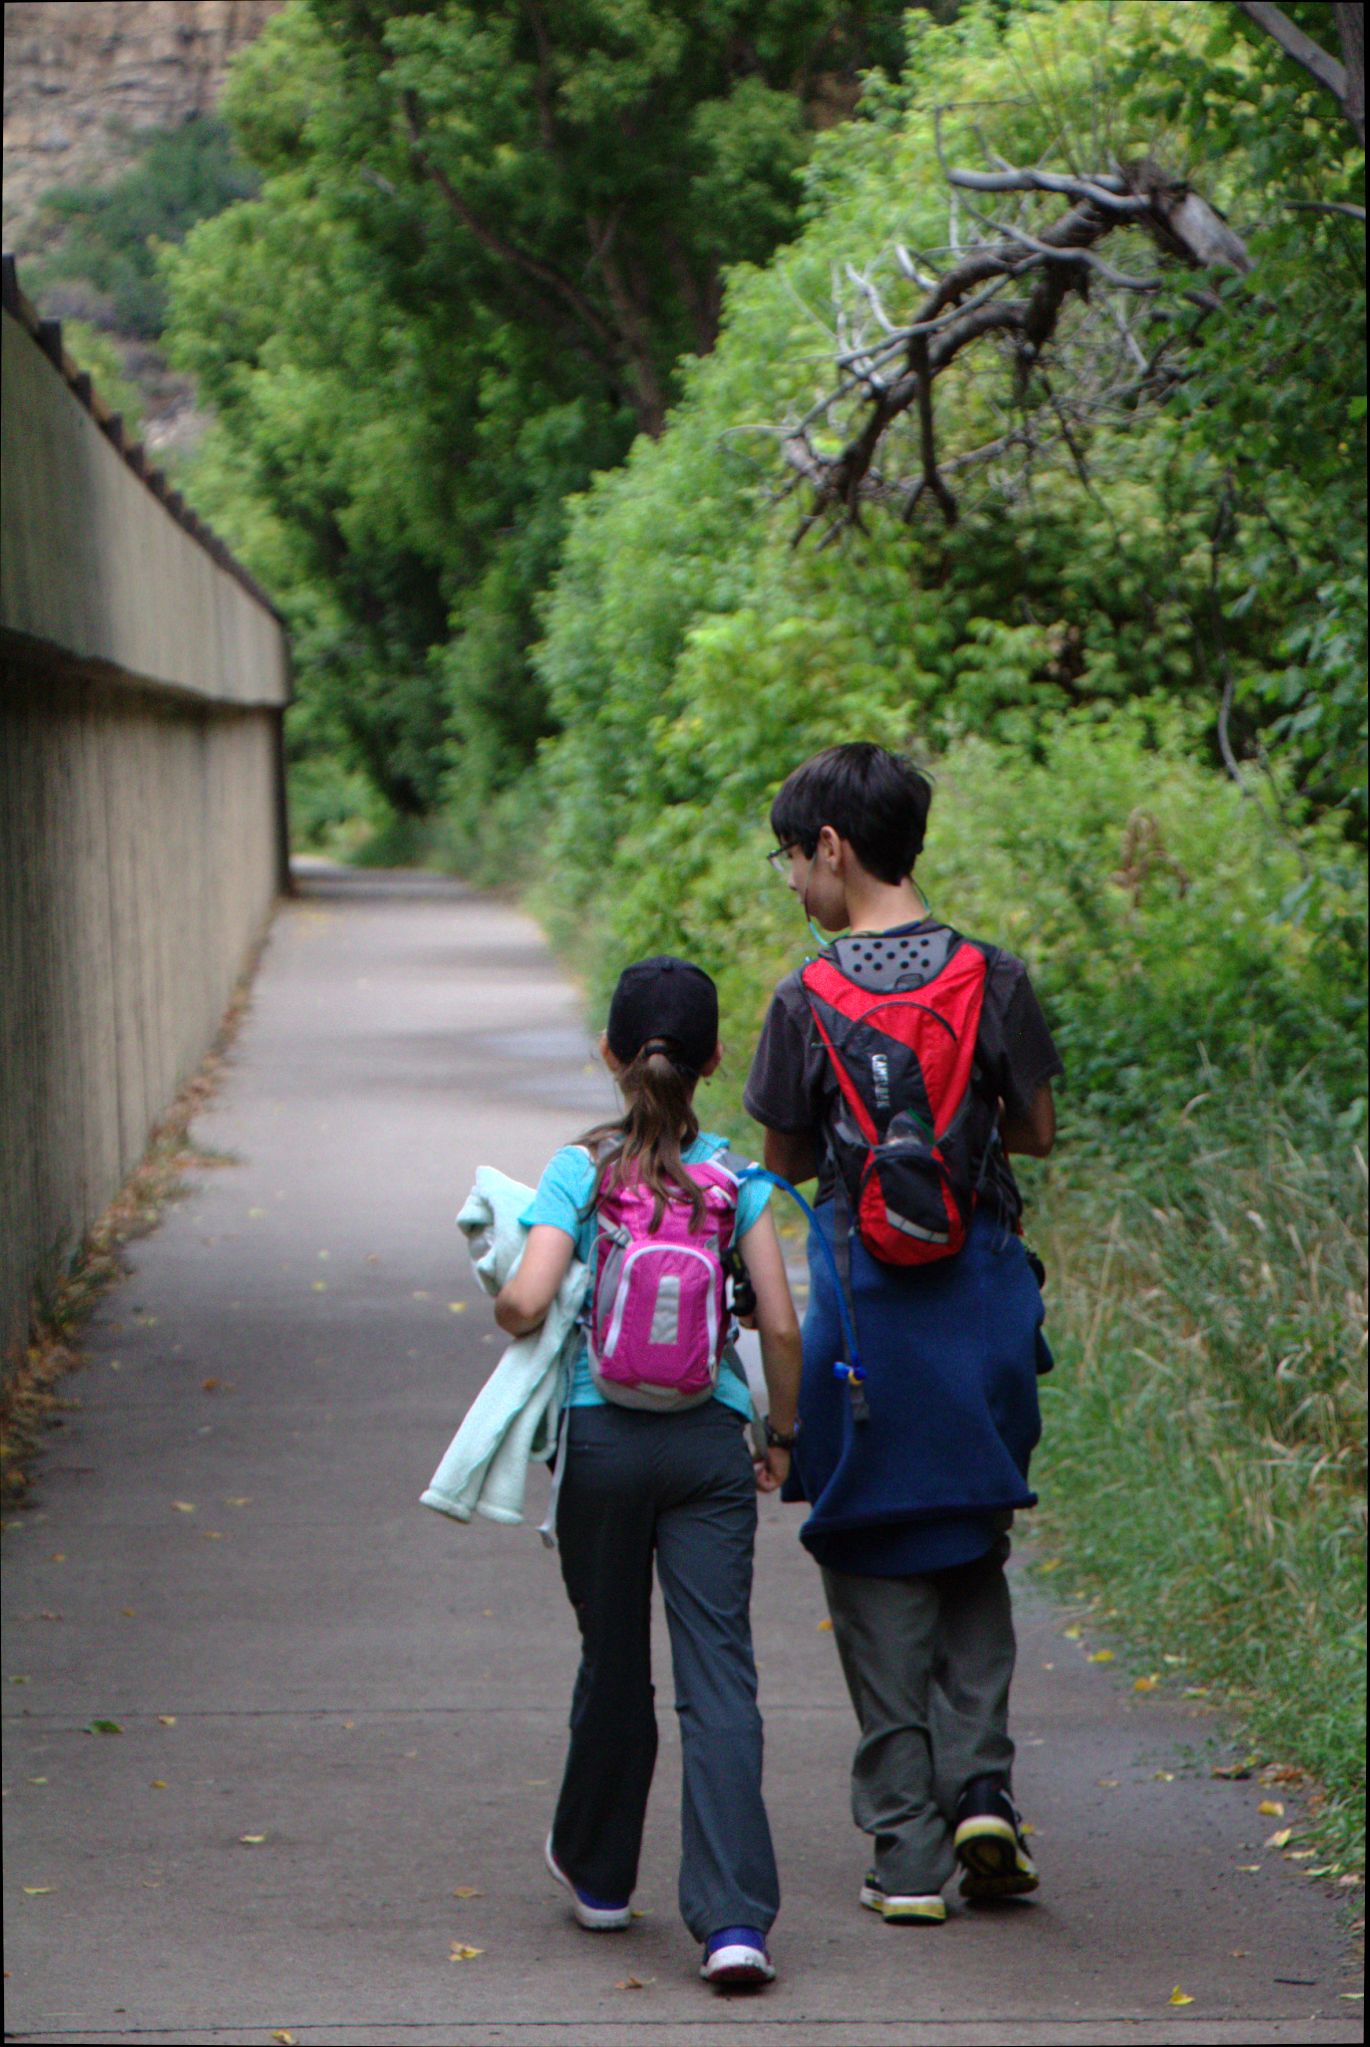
530, 0, 1364, 1053
165, 0, 909, 822
35, 117, 259, 338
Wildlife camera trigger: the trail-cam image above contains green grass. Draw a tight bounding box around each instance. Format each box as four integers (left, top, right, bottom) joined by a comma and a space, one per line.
1029, 1077, 1367, 1875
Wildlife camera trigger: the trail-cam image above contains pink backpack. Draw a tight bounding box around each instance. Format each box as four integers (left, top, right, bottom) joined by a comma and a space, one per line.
586, 1154, 742, 1410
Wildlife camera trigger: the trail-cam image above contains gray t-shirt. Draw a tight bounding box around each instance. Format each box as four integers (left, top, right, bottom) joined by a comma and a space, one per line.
743, 922, 1063, 1226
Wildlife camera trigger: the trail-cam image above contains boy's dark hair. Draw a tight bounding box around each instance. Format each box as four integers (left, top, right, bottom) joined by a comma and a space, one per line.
770, 743, 933, 885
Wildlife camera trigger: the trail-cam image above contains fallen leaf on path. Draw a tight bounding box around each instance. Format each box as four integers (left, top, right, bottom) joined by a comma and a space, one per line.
1212, 1762, 1252, 1779
1285, 1848, 1316, 1861
85, 1720, 122, 1735
817, 1618, 833, 1632
1020, 1823, 1037, 1837
1153, 1771, 1175, 1782
1162, 1653, 1184, 1665
449, 1302, 467, 1314
201, 1378, 220, 1393
272, 2032, 297, 2044
1338, 1874, 1362, 1887
1168, 1987, 1194, 2007
1038, 1557, 1063, 1573
248, 1208, 266, 1218
22, 1886, 54, 1895
201, 1531, 225, 1541
524, 1777, 548, 1786
1235, 1863, 1261, 1872
630, 1908, 649, 1919
27, 1777, 47, 1786
239, 1834, 268, 1846
120, 1606, 136, 1617
449, 1944, 484, 1962
615, 1976, 654, 1990
150, 1780, 168, 1790
1265, 1827, 1293, 1848
157, 1715, 177, 1727
8, 1674, 31, 1685
1257, 1799, 1285, 1817
311, 1281, 327, 1292
1097, 1778, 1120, 1788
1134, 1675, 1158, 1692
49, 1554, 65, 1563
171, 1501, 196, 1514
1087, 1649, 1114, 1664
1063, 1624, 1083, 1640
452, 1887, 483, 1900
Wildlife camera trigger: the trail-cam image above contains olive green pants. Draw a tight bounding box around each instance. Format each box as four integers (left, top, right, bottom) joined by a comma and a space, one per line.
821, 1538, 1016, 1895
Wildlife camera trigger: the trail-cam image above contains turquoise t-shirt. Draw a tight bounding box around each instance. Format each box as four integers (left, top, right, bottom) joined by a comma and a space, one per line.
521, 1133, 770, 1414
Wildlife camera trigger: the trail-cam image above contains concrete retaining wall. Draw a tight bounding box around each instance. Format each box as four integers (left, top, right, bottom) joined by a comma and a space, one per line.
1, 287, 290, 1362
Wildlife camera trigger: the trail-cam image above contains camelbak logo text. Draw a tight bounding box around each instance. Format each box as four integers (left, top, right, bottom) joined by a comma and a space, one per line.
871, 1052, 891, 1109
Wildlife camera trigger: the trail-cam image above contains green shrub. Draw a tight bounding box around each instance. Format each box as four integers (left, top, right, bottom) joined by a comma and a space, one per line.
37, 116, 258, 338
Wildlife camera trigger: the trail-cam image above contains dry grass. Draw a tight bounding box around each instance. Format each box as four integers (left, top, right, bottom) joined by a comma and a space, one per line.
0, 962, 259, 1510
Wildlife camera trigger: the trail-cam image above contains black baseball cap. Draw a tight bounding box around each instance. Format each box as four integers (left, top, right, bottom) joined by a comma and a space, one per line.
606, 956, 719, 1074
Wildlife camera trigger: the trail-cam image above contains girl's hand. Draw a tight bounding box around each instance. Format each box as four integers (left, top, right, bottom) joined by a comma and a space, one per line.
754, 1445, 790, 1493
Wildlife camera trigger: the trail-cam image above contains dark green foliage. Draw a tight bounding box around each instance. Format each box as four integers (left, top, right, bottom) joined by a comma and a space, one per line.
36, 117, 258, 338
164, 0, 909, 826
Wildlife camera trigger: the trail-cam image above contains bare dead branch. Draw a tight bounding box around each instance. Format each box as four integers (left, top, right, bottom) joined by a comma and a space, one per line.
947, 166, 1147, 213
1234, 3, 1347, 102
780, 148, 1253, 542
1283, 198, 1368, 221
977, 213, 1164, 290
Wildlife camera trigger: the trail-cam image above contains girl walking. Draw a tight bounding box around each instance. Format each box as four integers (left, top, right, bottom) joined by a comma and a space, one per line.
493, 955, 802, 1988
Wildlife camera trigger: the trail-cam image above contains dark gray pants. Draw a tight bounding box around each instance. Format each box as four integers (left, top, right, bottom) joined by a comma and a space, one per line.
552, 1402, 779, 1942
821, 1539, 1016, 1895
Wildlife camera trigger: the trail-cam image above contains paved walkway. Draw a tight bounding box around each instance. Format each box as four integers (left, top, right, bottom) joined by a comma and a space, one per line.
2, 866, 1359, 2046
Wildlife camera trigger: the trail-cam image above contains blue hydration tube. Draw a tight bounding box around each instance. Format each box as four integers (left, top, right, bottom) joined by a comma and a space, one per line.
738, 1166, 866, 1385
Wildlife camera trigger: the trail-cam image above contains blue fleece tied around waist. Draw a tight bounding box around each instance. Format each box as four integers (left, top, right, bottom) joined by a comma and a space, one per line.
783, 1206, 1050, 1554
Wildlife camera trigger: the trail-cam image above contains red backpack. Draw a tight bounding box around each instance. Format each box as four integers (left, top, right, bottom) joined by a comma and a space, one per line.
800, 926, 992, 1266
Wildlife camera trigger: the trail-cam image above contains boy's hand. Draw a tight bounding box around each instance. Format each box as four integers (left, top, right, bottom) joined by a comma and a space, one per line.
754, 1446, 790, 1493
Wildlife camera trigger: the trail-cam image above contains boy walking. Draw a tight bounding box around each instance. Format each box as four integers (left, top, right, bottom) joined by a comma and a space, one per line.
744, 744, 1063, 1924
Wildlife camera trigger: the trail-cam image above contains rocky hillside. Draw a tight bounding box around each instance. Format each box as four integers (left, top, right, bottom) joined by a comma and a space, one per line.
3, 0, 281, 247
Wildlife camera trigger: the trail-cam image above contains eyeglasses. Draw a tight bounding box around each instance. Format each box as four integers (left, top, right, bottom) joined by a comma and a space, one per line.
766, 842, 803, 875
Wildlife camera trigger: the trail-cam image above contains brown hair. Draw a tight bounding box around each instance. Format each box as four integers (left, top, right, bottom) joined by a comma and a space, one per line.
579, 1041, 707, 1231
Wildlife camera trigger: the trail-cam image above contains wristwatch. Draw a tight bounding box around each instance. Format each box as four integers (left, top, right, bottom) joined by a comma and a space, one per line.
763, 1416, 800, 1451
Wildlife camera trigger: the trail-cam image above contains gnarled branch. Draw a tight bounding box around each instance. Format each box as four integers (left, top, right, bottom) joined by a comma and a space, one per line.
781, 153, 1249, 540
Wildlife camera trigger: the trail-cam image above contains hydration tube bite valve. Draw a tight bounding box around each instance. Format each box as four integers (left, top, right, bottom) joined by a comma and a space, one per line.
832, 1358, 871, 1421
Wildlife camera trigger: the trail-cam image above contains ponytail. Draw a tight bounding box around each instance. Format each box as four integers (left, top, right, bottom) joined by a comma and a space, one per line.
579, 1042, 706, 1231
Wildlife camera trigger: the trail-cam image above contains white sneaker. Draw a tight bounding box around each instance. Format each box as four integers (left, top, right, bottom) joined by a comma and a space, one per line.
700, 1928, 776, 1986
859, 1872, 948, 1924
544, 1834, 631, 1930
